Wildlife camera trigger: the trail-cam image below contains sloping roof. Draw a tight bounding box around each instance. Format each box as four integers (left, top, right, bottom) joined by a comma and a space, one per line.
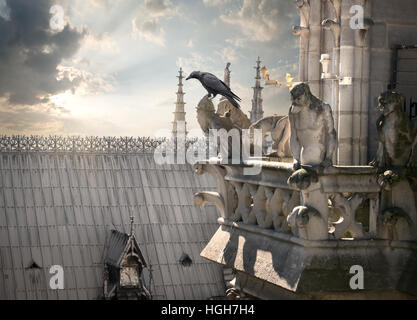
105, 229, 146, 268
105, 230, 130, 268
0, 149, 223, 300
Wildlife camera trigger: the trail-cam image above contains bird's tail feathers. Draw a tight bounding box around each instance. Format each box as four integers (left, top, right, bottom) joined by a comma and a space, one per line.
226, 96, 241, 109
230, 91, 241, 101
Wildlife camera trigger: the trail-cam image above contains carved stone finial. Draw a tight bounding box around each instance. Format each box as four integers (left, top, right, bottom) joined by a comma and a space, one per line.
292, 25, 309, 37
294, 0, 310, 27
129, 215, 134, 236
224, 62, 231, 88
329, 0, 341, 22
355, 17, 374, 45
322, 19, 340, 47
287, 168, 318, 190
294, 0, 305, 8
287, 205, 327, 240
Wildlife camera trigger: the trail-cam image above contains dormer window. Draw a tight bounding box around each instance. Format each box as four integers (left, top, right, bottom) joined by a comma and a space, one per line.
103, 220, 151, 300
120, 256, 141, 288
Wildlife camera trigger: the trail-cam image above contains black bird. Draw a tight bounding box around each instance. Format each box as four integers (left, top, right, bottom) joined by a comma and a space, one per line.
186, 71, 241, 109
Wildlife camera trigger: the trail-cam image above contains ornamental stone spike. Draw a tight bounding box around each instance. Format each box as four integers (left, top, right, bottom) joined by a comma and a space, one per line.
172, 67, 187, 141
250, 57, 264, 122
220, 62, 232, 101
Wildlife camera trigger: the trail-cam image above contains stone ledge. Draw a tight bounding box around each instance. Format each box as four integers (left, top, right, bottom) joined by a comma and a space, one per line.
201, 221, 417, 297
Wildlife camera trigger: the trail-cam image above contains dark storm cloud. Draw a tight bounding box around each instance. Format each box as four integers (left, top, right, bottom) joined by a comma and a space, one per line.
0, 0, 85, 106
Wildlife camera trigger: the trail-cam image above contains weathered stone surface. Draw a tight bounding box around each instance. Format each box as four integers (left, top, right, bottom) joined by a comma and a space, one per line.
201, 220, 417, 299
249, 115, 291, 159
217, 99, 252, 130
289, 83, 337, 168
370, 91, 417, 169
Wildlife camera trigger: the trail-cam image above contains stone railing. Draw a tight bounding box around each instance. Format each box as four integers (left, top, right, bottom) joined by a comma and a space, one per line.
194, 159, 417, 242
0, 135, 207, 154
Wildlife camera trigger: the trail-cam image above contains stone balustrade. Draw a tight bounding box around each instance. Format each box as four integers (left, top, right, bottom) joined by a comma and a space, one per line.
193, 159, 417, 298
194, 159, 417, 242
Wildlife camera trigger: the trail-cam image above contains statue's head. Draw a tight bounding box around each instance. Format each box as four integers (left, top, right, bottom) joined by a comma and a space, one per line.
196, 95, 215, 113
378, 91, 404, 116
290, 83, 311, 113
186, 71, 202, 80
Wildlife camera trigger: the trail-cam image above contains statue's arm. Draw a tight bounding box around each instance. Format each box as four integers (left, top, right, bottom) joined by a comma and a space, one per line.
370, 115, 385, 167
289, 112, 301, 168
324, 104, 337, 165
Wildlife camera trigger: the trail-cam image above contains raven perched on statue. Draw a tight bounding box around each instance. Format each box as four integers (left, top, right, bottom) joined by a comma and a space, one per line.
186, 71, 241, 109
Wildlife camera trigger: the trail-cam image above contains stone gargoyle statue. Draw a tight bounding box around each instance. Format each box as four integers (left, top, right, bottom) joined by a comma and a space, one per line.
216, 98, 252, 130
197, 94, 238, 135
288, 82, 337, 171
249, 115, 292, 160
286, 83, 337, 240
369, 91, 417, 169
196, 95, 242, 159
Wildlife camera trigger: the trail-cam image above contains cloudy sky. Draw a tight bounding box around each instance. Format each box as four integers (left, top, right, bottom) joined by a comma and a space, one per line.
0, 0, 299, 137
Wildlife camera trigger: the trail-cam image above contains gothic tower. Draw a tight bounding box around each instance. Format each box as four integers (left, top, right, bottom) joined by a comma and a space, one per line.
172, 67, 187, 140
250, 57, 264, 122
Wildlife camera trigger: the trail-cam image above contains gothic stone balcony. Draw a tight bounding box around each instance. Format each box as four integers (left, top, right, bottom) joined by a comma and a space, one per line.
193, 159, 417, 299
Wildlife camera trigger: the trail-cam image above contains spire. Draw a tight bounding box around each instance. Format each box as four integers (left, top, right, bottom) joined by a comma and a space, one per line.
224, 62, 231, 87
172, 67, 187, 140
129, 215, 134, 237
220, 62, 232, 101
250, 57, 264, 122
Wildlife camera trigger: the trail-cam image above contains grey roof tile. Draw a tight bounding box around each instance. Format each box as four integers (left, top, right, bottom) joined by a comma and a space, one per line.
4, 189, 14, 208
0, 247, 13, 268
48, 226, 59, 245
160, 187, 171, 204
0, 152, 224, 300
0, 227, 9, 244
41, 246, 52, 267
0, 191, 4, 209
9, 227, 20, 247
39, 228, 50, 247
155, 243, 168, 265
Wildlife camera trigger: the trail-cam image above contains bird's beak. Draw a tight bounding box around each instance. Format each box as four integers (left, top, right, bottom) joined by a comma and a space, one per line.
186, 76, 191, 80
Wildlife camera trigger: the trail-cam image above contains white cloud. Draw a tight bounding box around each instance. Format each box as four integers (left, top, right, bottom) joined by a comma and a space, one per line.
225, 38, 247, 48
145, 0, 177, 17
132, 18, 166, 46
131, 0, 178, 46
203, 0, 231, 7
56, 65, 115, 96
83, 32, 120, 54
220, 0, 296, 43
216, 47, 239, 62
176, 52, 216, 75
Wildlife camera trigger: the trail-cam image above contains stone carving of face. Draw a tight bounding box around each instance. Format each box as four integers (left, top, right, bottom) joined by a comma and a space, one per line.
378, 91, 404, 116
290, 83, 311, 113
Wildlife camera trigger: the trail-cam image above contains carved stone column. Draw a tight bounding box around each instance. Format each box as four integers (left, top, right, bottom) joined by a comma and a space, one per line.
322, 0, 341, 163
294, 0, 311, 82
338, 0, 356, 165
355, 1, 372, 165
307, 0, 322, 96
338, 0, 372, 165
